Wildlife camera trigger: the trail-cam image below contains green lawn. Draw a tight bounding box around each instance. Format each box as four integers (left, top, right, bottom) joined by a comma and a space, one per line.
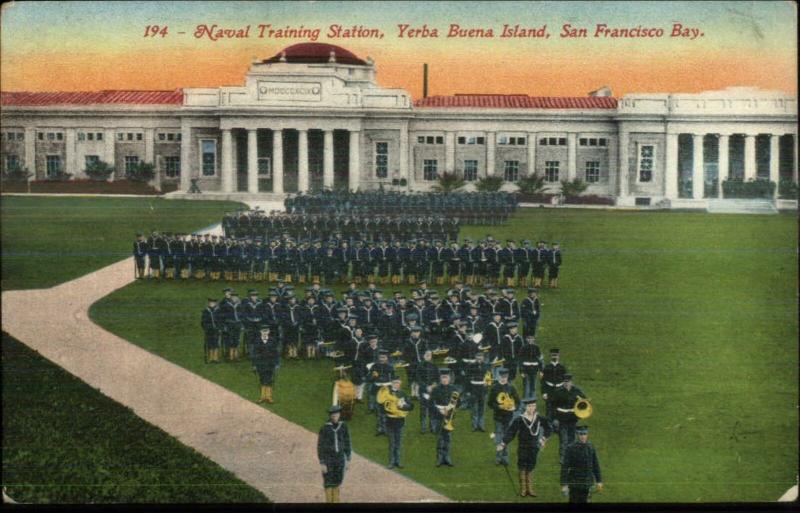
90, 209, 799, 503
0, 196, 243, 290
1, 332, 269, 504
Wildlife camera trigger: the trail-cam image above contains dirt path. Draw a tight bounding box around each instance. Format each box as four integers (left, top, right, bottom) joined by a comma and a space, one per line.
1, 254, 448, 503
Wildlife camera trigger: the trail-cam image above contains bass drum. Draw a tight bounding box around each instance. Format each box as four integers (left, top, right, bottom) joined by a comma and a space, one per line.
332, 378, 356, 421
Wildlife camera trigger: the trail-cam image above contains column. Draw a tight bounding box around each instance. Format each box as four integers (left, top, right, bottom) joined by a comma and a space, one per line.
323, 129, 334, 189
567, 133, 578, 181
348, 130, 360, 192
399, 127, 409, 187
220, 128, 233, 193
527, 132, 537, 175
65, 128, 76, 177
144, 128, 158, 190
692, 133, 704, 200
180, 125, 191, 191
297, 129, 309, 193
618, 130, 629, 197
769, 134, 780, 196
793, 134, 798, 183
445, 132, 455, 174
743, 134, 757, 181
664, 133, 679, 199
24, 127, 36, 179
272, 129, 284, 194
486, 132, 496, 177
717, 134, 729, 198
247, 129, 259, 193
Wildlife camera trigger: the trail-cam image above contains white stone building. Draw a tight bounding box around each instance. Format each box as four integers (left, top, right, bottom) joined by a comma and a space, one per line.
1, 42, 797, 206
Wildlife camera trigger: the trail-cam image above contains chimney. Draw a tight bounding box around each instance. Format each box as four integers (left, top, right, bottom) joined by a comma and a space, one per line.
423, 63, 429, 98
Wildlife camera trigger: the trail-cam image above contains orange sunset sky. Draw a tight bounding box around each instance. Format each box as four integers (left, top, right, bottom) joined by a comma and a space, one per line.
1, 1, 796, 99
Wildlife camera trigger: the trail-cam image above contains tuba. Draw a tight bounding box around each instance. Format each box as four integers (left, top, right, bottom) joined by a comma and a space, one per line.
442, 391, 460, 431
377, 386, 409, 418
574, 396, 593, 419
497, 391, 516, 412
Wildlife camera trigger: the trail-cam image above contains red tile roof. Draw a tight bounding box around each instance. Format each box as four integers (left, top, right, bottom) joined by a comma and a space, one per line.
414, 94, 618, 109
263, 43, 366, 66
1, 90, 184, 106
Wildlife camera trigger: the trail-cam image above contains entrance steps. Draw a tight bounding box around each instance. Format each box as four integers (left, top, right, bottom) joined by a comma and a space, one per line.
706, 198, 778, 215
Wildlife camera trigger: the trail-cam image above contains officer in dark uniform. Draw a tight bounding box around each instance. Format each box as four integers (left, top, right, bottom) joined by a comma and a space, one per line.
369, 349, 396, 435
252, 325, 280, 403
317, 405, 352, 503
541, 348, 567, 421
488, 367, 519, 466
241, 289, 263, 359
219, 291, 242, 362
299, 295, 319, 359
431, 368, 460, 466
464, 350, 490, 431
548, 242, 562, 289
552, 373, 586, 463
516, 240, 531, 287
416, 349, 439, 433
500, 321, 523, 382
531, 240, 548, 289
519, 335, 544, 398
521, 288, 542, 336
280, 292, 302, 359
201, 297, 221, 363
560, 425, 603, 503
133, 233, 148, 279
497, 397, 552, 497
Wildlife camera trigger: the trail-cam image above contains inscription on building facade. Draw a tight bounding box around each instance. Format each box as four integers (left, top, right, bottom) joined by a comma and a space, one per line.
257, 81, 321, 102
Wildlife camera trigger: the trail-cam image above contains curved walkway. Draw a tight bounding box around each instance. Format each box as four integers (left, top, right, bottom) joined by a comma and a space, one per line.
1, 256, 447, 503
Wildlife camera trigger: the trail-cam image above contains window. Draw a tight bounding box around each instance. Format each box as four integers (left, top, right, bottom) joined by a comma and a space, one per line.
257, 157, 271, 177
417, 136, 425, 144
167, 133, 175, 141
125, 155, 140, 174
164, 156, 181, 178
539, 137, 567, 146
56, 133, 63, 141
127, 133, 134, 141
375, 142, 388, 178
201, 139, 217, 176
499, 136, 526, 146
435, 136, 443, 144
463, 160, 478, 181
118, 133, 124, 141
418, 135, 444, 145
47, 133, 55, 141
158, 133, 166, 141
423, 159, 438, 181
176, 133, 182, 142
46, 155, 61, 177
78, 132, 86, 141
457, 136, 484, 145
638, 144, 654, 182
585, 161, 600, 183
136, 133, 143, 141
85, 155, 100, 168
503, 160, 520, 181
38, 132, 44, 141
5, 155, 20, 172
96, 132, 103, 141
579, 137, 608, 147
545, 161, 560, 182
457, 136, 465, 145
87, 132, 95, 141
426, 136, 434, 144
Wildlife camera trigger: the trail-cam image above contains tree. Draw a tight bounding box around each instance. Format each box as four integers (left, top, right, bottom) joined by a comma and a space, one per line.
431, 172, 465, 193
560, 178, 588, 197
125, 162, 155, 182
84, 160, 115, 181
1, 164, 33, 183
475, 176, 504, 192
517, 174, 548, 195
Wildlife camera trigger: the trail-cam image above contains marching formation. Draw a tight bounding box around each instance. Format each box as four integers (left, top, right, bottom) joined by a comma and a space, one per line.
222, 211, 461, 241
134, 232, 563, 288
199, 279, 601, 503
285, 190, 518, 225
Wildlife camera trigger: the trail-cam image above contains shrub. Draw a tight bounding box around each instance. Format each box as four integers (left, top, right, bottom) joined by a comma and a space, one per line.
563, 195, 615, 205
432, 172, 465, 193
560, 178, 589, 197
475, 176, 504, 192
721, 179, 776, 199
125, 162, 155, 182
1, 165, 32, 183
46, 171, 73, 182
517, 174, 547, 195
778, 179, 798, 200
84, 160, 115, 181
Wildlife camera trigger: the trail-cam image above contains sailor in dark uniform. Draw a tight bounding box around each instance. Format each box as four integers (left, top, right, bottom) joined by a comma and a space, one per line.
317, 405, 352, 503
133, 233, 148, 279
561, 425, 603, 503
200, 297, 221, 363
541, 348, 567, 421
548, 242, 562, 289
497, 397, 552, 497
521, 287, 542, 336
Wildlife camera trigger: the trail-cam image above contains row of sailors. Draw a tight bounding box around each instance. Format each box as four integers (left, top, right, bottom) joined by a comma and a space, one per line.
134, 233, 563, 288
222, 211, 461, 241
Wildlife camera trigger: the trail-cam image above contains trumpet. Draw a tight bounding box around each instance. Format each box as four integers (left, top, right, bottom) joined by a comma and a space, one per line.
574, 396, 593, 419
442, 391, 460, 431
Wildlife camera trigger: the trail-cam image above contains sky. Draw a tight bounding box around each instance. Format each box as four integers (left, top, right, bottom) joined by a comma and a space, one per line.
0, 1, 796, 98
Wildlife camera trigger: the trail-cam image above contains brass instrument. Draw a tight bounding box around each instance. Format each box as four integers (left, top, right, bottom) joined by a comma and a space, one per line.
377, 386, 410, 418
331, 365, 355, 420
394, 361, 410, 368
442, 391, 460, 431
443, 356, 458, 365
490, 357, 506, 368
483, 370, 493, 387
574, 396, 593, 419
497, 391, 516, 412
